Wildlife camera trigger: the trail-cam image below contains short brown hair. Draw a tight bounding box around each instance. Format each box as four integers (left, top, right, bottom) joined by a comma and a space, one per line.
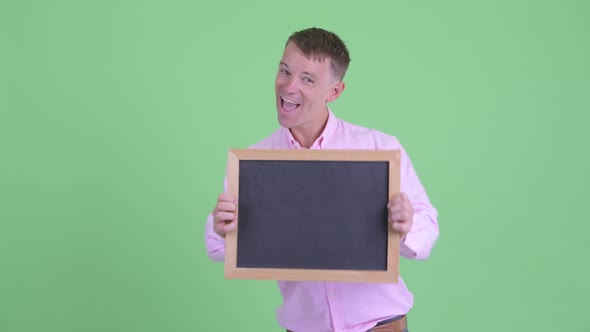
286, 27, 351, 80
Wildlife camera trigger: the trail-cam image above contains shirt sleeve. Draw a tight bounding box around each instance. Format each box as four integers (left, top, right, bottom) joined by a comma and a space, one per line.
204, 176, 228, 262
397, 144, 440, 260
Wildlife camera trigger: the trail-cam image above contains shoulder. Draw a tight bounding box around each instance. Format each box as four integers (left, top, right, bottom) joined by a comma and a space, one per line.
332, 117, 402, 150
248, 127, 287, 149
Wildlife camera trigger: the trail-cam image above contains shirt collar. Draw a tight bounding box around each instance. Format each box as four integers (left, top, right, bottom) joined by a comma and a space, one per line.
283, 108, 337, 149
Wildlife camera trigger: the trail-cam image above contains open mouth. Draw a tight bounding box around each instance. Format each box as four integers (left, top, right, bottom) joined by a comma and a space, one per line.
281, 96, 301, 112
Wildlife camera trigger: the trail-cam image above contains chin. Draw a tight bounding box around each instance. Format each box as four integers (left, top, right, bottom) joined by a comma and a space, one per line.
277, 114, 291, 128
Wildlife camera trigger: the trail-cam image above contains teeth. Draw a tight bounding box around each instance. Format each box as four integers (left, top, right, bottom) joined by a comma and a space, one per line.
281, 96, 299, 105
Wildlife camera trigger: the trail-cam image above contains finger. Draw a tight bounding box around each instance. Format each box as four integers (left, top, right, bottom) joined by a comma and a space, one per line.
395, 192, 411, 204
392, 222, 411, 234
403, 194, 415, 211
390, 211, 404, 222
390, 204, 409, 217
213, 219, 237, 237
216, 201, 236, 212
218, 193, 235, 203
391, 221, 404, 231
391, 206, 414, 220
389, 194, 408, 210
391, 216, 411, 227
214, 211, 235, 222
396, 192, 406, 202
396, 193, 411, 208
222, 221, 237, 233
389, 203, 402, 214
393, 194, 413, 214
388, 193, 400, 206
389, 210, 398, 221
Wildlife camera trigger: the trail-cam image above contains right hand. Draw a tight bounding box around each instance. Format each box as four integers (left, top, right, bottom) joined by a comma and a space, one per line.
212, 193, 237, 238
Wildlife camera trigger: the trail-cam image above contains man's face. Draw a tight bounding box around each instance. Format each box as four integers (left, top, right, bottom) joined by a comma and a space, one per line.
275, 42, 343, 140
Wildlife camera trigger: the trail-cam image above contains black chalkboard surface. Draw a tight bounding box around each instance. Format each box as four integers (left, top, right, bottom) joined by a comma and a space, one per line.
224, 149, 401, 283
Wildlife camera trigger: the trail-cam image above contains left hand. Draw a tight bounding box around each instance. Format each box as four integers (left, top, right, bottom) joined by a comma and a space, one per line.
388, 193, 414, 239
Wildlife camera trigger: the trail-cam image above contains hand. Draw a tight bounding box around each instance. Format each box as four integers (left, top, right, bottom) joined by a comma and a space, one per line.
212, 193, 237, 238
388, 193, 414, 239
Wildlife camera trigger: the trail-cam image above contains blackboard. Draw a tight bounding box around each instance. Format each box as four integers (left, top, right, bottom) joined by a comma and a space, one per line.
224, 149, 400, 283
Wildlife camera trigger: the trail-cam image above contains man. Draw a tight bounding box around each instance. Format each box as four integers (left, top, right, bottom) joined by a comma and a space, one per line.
205, 27, 439, 332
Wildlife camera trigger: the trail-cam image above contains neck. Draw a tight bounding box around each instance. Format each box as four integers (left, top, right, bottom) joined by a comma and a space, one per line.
290, 109, 329, 149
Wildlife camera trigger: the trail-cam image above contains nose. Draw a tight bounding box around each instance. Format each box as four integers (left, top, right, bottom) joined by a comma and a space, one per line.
283, 75, 299, 93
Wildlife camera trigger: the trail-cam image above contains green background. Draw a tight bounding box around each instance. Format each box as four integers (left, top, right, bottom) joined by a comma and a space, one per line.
1, 0, 589, 331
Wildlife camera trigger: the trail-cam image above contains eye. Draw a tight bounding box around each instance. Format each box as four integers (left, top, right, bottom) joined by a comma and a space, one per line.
302, 77, 314, 84
280, 69, 290, 75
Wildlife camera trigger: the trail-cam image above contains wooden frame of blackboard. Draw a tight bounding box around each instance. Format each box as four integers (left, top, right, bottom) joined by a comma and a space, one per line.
224, 149, 401, 283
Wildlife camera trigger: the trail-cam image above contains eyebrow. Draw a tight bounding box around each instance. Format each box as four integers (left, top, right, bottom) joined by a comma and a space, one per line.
280, 62, 317, 80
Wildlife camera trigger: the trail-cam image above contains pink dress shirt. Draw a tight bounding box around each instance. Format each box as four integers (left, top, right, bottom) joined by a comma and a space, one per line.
205, 109, 439, 332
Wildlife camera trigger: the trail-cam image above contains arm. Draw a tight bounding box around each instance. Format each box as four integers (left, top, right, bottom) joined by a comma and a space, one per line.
391, 145, 439, 260
204, 177, 237, 262
205, 212, 226, 262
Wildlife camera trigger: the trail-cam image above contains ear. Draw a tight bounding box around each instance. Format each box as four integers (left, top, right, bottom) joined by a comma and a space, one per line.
326, 80, 346, 103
